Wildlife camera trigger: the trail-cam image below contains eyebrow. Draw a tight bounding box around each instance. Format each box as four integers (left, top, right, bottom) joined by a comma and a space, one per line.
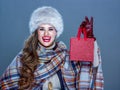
39, 27, 55, 29
49, 27, 55, 29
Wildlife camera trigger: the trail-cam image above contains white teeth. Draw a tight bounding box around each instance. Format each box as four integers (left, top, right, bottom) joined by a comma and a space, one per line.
44, 39, 49, 40
43, 38, 50, 42
42, 36, 51, 42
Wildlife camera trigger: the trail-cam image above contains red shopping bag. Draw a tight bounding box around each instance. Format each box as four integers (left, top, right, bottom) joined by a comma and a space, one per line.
70, 27, 94, 62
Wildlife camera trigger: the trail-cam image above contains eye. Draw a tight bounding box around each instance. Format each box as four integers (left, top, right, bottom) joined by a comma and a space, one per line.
49, 28, 54, 31
49, 27, 55, 31
39, 28, 44, 31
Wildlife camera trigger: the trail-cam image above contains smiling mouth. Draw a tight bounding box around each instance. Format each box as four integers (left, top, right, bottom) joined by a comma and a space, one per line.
42, 36, 51, 42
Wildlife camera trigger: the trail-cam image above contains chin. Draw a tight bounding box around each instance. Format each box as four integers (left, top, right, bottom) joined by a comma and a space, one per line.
43, 44, 51, 47
42, 42, 52, 47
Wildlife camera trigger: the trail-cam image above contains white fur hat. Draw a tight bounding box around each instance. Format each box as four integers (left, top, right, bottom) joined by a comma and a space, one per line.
29, 6, 64, 38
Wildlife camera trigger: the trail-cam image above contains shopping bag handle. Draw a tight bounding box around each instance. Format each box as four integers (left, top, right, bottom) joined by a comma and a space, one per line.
77, 27, 87, 40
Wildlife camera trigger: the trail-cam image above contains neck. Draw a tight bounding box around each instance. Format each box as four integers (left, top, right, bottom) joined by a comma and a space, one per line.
38, 42, 57, 50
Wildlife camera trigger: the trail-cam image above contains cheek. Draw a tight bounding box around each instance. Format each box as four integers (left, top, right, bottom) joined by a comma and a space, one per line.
37, 31, 43, 41
38, 30, 45, 37
51, 32, 57, 38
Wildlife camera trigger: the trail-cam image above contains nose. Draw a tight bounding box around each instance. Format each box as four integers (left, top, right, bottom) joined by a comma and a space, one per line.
44, 30, 49, 36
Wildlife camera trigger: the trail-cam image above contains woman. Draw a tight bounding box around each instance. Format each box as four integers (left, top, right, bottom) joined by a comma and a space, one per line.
0, 6, 104, 90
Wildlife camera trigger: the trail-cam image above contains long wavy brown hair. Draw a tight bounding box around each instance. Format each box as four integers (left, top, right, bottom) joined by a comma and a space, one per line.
18, 30, 39, 90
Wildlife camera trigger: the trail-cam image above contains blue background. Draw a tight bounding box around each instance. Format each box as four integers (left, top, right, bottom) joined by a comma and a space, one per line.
0, 0, 120, 89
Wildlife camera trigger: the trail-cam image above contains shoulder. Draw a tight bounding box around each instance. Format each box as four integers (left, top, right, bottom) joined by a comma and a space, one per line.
56, 41, 68, 54
9, 51, 23, 67
57, 41, 67, 49
0, 51, 23, 90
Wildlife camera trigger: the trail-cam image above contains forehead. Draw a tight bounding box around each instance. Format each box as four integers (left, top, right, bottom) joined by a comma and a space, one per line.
39, 23, 55, 28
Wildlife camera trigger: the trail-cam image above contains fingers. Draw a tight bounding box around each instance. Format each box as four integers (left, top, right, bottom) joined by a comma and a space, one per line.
85, 16, 93, 25
85, 16, 89, 23
80, 21, 86, 28
90, 17, 93, 25
80, 16, 93, 29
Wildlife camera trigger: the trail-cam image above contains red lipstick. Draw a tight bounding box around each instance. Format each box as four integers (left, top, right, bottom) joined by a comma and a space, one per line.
42, 36, 51, 42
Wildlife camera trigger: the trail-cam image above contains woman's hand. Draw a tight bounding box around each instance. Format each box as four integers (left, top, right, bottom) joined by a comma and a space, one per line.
80, 16, 96, 40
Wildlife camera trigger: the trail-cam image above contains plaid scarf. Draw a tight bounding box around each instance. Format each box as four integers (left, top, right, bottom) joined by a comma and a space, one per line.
34, 41, 67, 88
0, 41, 69, 90
0, 41, 104, 90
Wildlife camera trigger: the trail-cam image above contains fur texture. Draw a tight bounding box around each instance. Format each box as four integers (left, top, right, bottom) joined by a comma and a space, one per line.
29, 6, 63, 38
